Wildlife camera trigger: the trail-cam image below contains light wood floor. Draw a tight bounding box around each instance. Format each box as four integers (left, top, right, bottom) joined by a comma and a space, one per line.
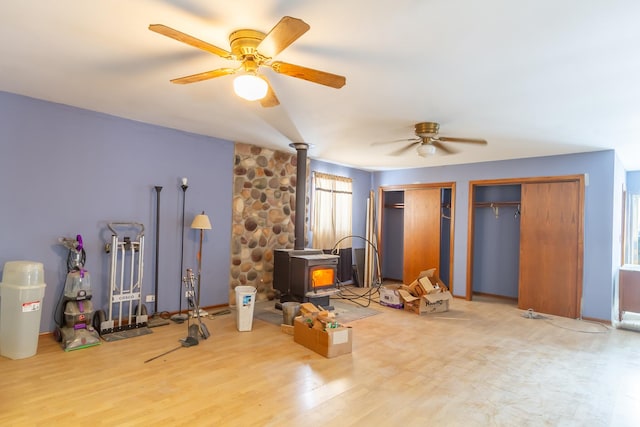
1, 291, 639, 426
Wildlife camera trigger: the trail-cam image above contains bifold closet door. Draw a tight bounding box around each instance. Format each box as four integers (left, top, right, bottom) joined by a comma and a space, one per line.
403, 188, 441, 283
518, 180, 581, 318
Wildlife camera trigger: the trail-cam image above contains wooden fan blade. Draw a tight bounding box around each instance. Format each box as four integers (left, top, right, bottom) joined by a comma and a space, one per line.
170, 68, 236, 84
259, 76, 280, 108
149, 24, 233, 59
270, 61, 346, 88
259, 16, 310, 58
437, 136, 487, 144
431, 140, 456, 154
390, 141, 421, 156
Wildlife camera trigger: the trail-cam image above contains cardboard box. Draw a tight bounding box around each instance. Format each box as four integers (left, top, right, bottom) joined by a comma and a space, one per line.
293, 316, 352, 358
407, 280, 425, 297
379, 284, 403, 308
417, 276, 440, 294
418, 268, 436, 279
433, 276, 450, 292
398, 289, 452, 315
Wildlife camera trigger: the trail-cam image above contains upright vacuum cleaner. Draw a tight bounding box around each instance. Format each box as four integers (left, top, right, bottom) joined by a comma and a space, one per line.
54, 234, 101, 351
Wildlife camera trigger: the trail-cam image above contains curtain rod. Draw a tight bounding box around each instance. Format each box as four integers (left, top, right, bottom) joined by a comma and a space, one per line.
313, 171, 353, 182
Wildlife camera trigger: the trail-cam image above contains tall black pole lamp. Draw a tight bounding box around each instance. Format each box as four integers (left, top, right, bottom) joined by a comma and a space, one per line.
171, 177, 189, 322
148, 186, 170, 328
153, 185, 162, 315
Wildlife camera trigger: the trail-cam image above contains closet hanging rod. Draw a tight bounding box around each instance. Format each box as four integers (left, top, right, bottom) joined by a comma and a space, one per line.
384, 202, 404, 209
474, 201, 520, 208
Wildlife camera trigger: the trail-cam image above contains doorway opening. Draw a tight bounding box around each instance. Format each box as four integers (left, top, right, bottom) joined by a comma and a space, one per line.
466, 175, 584, 319
378, 182, 455, 292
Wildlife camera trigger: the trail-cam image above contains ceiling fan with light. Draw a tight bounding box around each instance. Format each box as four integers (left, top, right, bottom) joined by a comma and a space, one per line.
383, 122, 488, 157
149, 16, 346, 107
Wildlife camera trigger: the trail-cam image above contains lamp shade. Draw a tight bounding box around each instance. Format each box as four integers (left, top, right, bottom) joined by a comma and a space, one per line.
191, 212, 212, 230
233, 74, 268, 101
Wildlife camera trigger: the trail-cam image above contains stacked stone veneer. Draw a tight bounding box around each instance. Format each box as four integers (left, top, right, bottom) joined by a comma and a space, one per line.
229, 142, 308, 304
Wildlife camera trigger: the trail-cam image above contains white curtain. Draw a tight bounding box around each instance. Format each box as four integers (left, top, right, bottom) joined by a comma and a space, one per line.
312, 172, 353, 249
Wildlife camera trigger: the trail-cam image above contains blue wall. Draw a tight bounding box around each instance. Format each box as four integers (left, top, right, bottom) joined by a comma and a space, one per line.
472, 185, 521, 297
1, 90, 625, 330
0, 91, 234, 333
382, 206, 404, 280
374, 150, 618, 320
628, 171, 640, 194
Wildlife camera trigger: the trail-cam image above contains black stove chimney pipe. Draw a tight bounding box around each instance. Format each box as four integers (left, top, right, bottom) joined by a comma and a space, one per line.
290, 142, 309, 251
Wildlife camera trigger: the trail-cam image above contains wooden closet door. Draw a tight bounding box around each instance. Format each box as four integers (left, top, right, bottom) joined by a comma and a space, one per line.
518, 180, 582, 318
403, 188, 441, 283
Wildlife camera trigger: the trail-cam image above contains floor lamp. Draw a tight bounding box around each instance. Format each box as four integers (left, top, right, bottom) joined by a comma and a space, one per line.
171, 178, 189, 322
191, 211, 211, 317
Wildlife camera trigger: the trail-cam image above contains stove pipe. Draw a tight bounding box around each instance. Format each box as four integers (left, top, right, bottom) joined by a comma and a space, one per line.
290, 142, 309, 250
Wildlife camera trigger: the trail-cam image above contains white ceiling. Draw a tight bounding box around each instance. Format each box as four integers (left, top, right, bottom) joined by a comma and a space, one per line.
2, 1, 640, 171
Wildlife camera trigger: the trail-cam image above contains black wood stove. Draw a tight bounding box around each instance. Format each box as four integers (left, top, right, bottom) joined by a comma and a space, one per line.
274, 249, 339, 308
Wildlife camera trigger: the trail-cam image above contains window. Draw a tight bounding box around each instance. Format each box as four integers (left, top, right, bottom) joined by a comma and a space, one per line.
627, 194, 640, 265
311, 172, 352, 249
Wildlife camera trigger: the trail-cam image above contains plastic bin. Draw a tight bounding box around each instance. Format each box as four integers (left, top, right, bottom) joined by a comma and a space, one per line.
0, 261, 46, 359
235, 286, 257, 331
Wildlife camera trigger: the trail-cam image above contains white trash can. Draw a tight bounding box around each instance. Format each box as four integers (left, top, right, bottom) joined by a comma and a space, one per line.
235, 286, 257, 331
0, 261, 47, 359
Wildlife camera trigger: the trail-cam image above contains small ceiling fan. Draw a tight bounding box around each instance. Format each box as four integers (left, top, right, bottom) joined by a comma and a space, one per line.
383, 122, 487, 156
149, 16, 346, 107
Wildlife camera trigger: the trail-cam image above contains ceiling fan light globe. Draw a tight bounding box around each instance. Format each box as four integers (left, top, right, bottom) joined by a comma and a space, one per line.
233, 74, 268, 101
417, 144, 436, 157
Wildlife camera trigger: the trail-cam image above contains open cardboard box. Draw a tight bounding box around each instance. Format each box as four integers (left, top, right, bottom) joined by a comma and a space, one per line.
293, 316, 352, 358
398, 289, 452, 315
403, 268, 442, 295
418, 275, 441, 294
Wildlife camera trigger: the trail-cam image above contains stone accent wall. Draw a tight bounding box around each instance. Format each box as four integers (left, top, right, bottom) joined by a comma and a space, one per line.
229, 142, 308, 304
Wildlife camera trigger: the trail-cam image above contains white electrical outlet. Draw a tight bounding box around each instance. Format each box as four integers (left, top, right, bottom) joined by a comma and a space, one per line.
145, 295, 155, 303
